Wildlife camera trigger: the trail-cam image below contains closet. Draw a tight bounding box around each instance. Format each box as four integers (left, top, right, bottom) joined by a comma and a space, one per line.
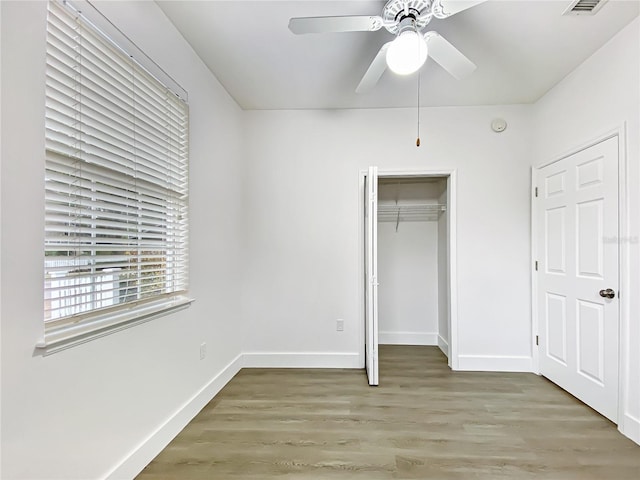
377, 177, 449, 354
363, 168, 454, 386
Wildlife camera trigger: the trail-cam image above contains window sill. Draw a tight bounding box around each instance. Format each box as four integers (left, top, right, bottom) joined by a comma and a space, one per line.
36, 295, 194, 356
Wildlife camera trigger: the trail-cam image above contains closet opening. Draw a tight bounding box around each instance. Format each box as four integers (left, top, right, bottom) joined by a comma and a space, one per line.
361, 169, 458, 386
378, 176, 449, 353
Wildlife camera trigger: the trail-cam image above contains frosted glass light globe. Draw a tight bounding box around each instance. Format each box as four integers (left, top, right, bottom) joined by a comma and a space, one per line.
386, 30, 428, 75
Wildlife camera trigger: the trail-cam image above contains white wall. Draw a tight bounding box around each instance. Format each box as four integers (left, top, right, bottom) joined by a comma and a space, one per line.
378, 221, 439, 345
242, 105, 534, 371
0, 2, 245, 478
533, 17, 640, 445
437, 187, 449, 356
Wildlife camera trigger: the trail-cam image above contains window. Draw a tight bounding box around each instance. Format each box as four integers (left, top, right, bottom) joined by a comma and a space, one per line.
42, 0, 190, 350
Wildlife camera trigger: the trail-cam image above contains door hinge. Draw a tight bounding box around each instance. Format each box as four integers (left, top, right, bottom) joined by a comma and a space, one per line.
536, 335, 539, 346
535, 187, 538, 197
535, 260, 538, 271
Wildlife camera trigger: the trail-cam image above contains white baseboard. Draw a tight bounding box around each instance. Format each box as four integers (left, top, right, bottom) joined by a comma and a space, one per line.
457, 354, 533, 372
379, 331, 438, 346
620, 412, 640, 446
243, 352, 361, 369
103, 353, 243, 480
437, 335, 449, 358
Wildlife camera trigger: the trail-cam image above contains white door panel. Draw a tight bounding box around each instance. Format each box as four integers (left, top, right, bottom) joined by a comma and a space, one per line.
537, 136, 619, 421
365, 166, 379, 386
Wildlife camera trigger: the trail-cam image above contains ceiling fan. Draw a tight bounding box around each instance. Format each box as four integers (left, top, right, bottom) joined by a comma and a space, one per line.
288, 0, 486, 93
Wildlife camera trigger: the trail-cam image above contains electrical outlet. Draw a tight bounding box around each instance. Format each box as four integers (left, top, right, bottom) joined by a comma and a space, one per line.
336, 319, 344, 332
199, 342, 206, 360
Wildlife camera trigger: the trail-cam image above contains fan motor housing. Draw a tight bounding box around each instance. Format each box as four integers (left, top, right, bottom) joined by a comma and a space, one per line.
382, 0, 434, 34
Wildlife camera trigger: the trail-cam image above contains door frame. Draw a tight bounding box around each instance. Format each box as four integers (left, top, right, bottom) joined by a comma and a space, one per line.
531, 124, 629, 431
358, 168, 460, 370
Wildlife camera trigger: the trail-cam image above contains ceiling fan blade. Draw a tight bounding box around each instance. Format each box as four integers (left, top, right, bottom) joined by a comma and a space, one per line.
288, 15, 383, 34
434, 0, 487, 18
356, 42, 392, 94
425, 32, 476, 80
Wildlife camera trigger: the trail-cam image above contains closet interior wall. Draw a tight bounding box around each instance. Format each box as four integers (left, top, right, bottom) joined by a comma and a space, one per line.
377, 177, 448, 353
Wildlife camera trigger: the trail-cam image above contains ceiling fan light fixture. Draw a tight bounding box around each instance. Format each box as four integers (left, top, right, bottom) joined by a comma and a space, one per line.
386, 28, 428, 75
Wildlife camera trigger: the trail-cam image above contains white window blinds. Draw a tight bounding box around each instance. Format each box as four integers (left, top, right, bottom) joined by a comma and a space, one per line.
44, 1, 189, 338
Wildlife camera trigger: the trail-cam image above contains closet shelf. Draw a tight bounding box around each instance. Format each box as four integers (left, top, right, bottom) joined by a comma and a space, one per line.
378, 203, 446, 224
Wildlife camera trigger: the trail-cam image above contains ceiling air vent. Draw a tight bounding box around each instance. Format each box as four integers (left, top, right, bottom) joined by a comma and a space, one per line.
563, 0, 609, 15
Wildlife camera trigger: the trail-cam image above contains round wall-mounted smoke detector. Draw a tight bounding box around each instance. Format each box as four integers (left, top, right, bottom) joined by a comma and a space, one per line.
491, 118, 507, 133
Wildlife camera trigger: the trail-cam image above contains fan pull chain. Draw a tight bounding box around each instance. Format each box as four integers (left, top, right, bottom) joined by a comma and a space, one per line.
416, 70, 421, 147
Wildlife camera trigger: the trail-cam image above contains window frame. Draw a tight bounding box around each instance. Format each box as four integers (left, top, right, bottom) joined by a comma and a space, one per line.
40, 0, 192, 354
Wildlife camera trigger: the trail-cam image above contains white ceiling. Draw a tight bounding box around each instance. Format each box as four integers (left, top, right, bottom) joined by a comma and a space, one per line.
157, 0, 639, 110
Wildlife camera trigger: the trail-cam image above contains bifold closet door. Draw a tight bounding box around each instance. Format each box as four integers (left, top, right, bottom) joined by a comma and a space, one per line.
365, 166, 379, 386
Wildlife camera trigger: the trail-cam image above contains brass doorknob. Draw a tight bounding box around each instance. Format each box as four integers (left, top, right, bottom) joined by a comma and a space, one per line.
599, 288, 615, 299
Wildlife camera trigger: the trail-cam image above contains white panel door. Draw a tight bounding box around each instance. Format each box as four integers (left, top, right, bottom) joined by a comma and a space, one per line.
537, 136, 619, 421
365, 166, 379, 386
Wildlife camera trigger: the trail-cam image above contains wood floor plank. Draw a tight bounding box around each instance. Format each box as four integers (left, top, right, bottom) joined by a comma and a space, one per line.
137, 346, 640, 479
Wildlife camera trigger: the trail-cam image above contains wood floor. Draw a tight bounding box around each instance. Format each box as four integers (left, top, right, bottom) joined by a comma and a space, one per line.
137, 346, 640, 479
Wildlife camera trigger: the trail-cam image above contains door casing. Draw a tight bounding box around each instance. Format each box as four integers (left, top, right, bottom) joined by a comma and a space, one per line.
532, 124, 629, 433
